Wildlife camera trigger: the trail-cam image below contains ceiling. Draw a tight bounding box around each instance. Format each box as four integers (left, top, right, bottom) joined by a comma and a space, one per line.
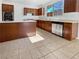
3, 0, 60, 7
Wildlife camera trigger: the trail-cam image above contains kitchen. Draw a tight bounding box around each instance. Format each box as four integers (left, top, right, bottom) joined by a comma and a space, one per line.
0, 0, 79, 59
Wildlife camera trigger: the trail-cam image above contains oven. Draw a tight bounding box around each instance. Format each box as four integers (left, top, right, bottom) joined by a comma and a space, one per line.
2, 12, 14, 21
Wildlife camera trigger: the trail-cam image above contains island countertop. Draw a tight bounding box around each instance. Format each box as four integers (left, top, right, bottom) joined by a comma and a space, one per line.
0, 20, 36, 23
0, 19, 79, 23
36, 19, 79, 23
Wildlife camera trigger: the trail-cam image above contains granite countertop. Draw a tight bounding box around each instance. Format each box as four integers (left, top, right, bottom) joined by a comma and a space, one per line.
0, 20, 36, 23
0, 19, 79, 23
37, 19, 79, 23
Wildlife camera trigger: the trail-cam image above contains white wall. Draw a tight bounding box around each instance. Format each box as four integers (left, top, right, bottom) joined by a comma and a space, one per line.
0, 0, 2, 21
14, 3, 24, 21
77, 24, 79, 39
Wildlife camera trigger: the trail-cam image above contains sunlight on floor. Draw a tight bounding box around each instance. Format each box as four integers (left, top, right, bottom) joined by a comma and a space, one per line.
29, 33, 44, 43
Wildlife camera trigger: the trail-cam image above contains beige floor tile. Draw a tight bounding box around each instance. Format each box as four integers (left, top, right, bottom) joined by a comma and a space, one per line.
44, 53, 57, 59
72, 53, 79, 59
38, 46, 51, 56
19, 52, 32, 59
18, 48, 32, 59
53, 50, 71, 59
6, 54, 20, 59
1, 49, 19, 59
29, 48, 43, 59
45, 40, 69, 52
58, 41, 79, 58
45, 43, 59, 51
31, 41, 45, 48
39, 57, 45, 59
0, 38, 30, 54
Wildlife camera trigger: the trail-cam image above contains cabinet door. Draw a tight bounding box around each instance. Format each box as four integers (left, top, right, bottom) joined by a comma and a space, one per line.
38, 8, 42, 16
64, 23, 72, 40
5, 24, 18, 40
24, 8, 42, 16
76, 0, 79, 12
40, 21, 45, 30
64, 23, 78, 40
71, 23, 78, 39
44, 21, 51, 32
64, 0, 76, 12
36, 20, 39, 27
44, 21, 47, 30
2, 4, 14, 12
0, 23, 18, 42
19, 22, 36, 37
47, 22, 52, 32
39, 21, 42, 28
0, 24, 5, 42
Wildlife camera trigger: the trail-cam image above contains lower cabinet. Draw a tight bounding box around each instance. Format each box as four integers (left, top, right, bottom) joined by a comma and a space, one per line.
37, 20, 78, 41
63, 23, 78, 40
0, 23, 18, 42
19, 22, 36, 37
37, 20, 52, 32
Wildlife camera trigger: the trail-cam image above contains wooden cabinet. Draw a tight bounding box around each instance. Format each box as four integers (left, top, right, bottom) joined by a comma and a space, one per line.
37, 20, 52, 32
24, 8, 38, 15
37, 20, 78, 41
38, 8, 42, 16
0, 23, 18, 42
19, 22, 36, 37
63, 23, 78, 40
44, 21, 52, 32
2, 4, 14, 12
64, 0, 79, 12
24, 8, 43, 16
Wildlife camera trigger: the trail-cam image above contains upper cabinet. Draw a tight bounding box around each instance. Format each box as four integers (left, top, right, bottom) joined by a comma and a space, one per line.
64, 0, 79, 13
24, 8, 43, 16
2, 4, 14, 12
38, 8, 42, 16
24, 8, 38, 16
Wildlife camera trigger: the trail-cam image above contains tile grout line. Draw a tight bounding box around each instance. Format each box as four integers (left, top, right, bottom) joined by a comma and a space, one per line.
70, 51, 79, 59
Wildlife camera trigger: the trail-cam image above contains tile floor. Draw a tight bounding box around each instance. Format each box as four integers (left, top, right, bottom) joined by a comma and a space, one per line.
0, 28, 79, 59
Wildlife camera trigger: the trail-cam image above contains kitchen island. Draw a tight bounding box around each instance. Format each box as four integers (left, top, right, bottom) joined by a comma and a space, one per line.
0, 20, 36, 42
